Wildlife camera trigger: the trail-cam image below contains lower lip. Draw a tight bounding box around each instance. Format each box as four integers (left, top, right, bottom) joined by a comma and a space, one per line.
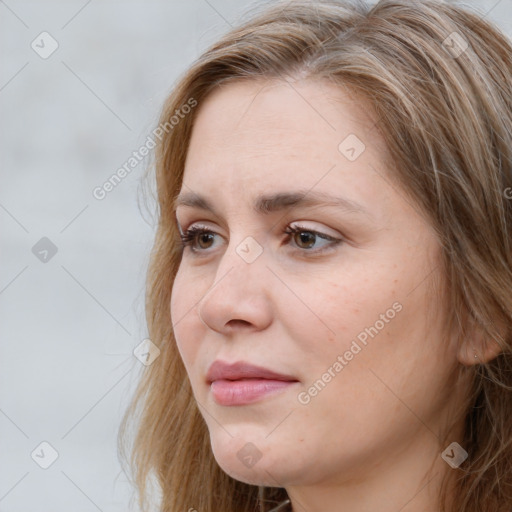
210, 379, 298, 406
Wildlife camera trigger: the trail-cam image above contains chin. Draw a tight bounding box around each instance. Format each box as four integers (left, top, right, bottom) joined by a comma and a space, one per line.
210, 436, 290, 486
217, 462, 276, 486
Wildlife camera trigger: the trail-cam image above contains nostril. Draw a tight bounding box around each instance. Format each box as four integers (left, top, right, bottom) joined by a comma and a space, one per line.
227, 319, 251, 328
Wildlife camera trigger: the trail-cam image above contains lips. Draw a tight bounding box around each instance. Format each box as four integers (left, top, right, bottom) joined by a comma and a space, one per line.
206, 360, 299, 406
206, 360, 298, 384
206, 360, 300, 406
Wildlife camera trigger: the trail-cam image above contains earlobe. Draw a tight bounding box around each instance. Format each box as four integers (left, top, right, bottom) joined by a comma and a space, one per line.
458, 341, 503, 366
457, 315, 506, 366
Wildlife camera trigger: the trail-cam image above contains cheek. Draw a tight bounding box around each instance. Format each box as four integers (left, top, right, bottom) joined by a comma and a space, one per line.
291, 264, 398, 347
307, 269, 449, 418
170, 268, 202, 370
295, 261, 439, 386
169, 268, 185, 325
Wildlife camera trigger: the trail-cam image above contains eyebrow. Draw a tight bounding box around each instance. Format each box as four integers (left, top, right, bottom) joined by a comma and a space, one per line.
173, 189, 372, 218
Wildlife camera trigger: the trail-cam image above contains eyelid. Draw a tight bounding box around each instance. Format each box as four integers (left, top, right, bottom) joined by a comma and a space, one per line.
177, 220, 220, 237
176, 217, 341, 238
286, 220, 342, 239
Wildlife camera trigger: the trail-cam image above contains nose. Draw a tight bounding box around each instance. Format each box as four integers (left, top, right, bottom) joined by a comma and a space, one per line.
196, 241, 273, 335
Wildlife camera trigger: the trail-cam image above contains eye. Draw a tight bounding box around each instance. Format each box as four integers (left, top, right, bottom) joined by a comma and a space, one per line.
178, 223, 343, 255
283, 224, 342, 253
179, 224, 219, 252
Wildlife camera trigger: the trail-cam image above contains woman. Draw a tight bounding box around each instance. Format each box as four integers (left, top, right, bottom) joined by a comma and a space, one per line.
118, 0, 512, 510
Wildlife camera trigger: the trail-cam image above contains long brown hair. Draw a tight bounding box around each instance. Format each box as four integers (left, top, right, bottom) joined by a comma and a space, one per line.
118, 1, 512, 510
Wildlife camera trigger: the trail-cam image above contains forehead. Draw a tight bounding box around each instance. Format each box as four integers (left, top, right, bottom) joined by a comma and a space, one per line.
185, 78, 380, 165
181, 79, 391, 218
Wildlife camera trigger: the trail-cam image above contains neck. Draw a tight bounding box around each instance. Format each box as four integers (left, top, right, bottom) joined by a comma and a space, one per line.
284, 430, 458, 512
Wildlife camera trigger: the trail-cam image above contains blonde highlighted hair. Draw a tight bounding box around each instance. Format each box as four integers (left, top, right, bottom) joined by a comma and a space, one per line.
118, 1, 512, 510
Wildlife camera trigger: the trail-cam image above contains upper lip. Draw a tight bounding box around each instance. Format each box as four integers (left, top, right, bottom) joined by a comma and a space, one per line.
206, 360, 298, 383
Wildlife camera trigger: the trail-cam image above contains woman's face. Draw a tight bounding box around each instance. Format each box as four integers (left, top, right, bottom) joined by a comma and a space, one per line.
171, 79, 463, 491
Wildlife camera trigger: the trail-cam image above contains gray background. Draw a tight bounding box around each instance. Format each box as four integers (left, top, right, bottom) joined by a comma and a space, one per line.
1, 0, 510, 511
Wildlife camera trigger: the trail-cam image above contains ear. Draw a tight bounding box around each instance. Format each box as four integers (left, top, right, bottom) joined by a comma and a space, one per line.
457, 312, 506, 366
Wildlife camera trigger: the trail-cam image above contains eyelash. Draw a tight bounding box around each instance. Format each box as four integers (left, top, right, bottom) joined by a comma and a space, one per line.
178, 224, 343, 256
